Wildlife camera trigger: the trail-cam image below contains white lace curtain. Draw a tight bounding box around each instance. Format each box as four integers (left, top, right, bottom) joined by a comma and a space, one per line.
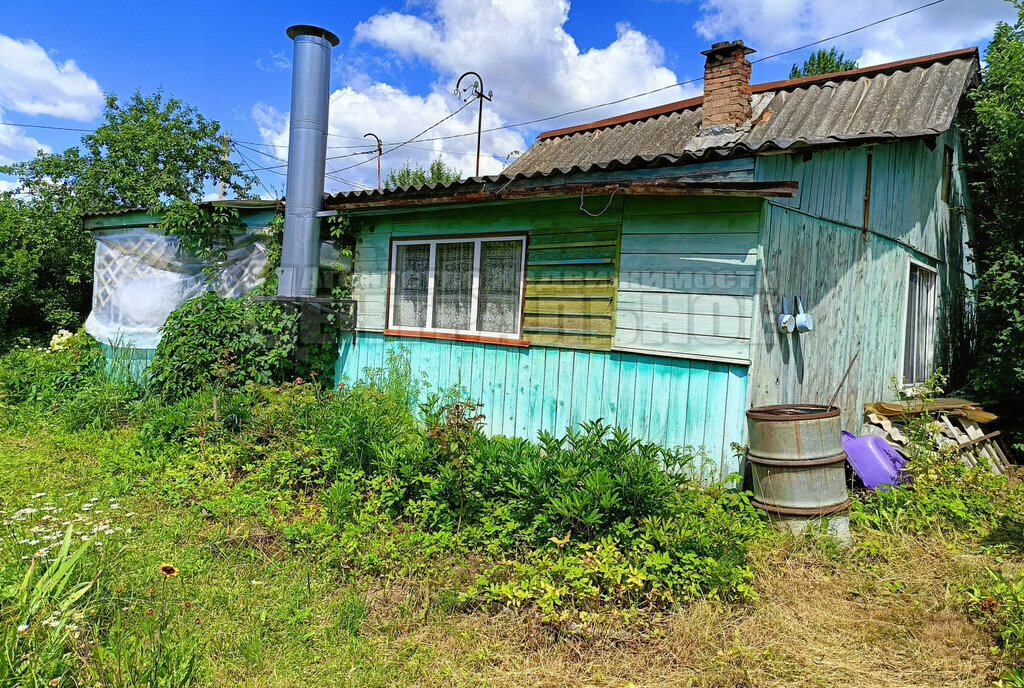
390, 238, 523, 335
477, 240, 522, 334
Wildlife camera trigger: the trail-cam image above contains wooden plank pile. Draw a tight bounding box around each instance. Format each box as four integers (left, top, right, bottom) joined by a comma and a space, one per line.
862, 397, 1014, 475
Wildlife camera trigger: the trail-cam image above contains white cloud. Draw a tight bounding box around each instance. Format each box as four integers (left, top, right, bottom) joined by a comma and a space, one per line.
252, 83, 526, 192
688, 0, 1015, 68
354, 0, 696, 125
0, 35, 104, 121
256, 49, 290, 73
0, 107, 50, 165
254, 0, 698, 191
0, 179, 18, 194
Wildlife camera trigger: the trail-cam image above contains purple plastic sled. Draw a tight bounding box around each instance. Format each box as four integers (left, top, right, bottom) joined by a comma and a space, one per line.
842, 431, 908, 489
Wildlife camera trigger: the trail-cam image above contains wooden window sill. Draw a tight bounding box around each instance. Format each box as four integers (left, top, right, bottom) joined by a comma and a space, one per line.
383, 329, 530, 348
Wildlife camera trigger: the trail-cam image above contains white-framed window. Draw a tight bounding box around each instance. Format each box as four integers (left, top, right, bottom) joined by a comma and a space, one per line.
903, 259, 938, 386
387, 235, 527, 338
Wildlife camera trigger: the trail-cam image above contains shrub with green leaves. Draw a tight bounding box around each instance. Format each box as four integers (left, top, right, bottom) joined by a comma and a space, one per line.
149, 292, 300, 400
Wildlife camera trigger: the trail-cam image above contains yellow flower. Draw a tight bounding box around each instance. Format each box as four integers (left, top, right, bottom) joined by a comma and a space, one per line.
159, 564, 179, 578
549, 531, 571, 547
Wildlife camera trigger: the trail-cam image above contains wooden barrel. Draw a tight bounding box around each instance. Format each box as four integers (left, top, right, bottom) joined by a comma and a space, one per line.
746, 404, 850, 516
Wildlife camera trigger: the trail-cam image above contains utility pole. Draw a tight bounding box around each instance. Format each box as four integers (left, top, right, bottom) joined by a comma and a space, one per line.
364, 132, 383, 189
218, 133, 230, 200
454, 72, 492, 178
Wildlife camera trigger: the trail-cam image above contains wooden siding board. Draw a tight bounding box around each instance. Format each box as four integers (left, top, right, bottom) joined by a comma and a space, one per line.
616, 291, 753, 317
601, 353, 622, 428
631, 355, 656, 439
615, 329, 751, 362
618, 271, 757, 296
685, 360, 710, 476
749, 135, 973, 436
541, 347, 560, 436
665, 357, 691, 451
505, 346, 521, 435
616, 310, 751, 338
703, 363, 730, 476
337, 333, 747, 471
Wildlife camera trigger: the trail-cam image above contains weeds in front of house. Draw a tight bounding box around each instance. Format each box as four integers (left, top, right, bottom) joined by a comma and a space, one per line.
4, 333, 1024, 683
847, 371, 1024, 683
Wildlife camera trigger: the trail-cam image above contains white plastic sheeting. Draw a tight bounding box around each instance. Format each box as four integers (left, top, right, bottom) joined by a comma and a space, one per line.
85, 227, 269, 349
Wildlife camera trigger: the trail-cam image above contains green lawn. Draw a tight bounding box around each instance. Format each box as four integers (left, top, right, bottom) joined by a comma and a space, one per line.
2, 427, 1017, 688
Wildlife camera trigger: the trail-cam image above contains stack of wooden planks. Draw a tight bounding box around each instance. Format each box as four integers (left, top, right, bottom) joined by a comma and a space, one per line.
862, 398, 1014, 475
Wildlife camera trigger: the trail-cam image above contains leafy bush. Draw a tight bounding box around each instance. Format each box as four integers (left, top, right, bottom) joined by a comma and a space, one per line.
149, 293, 300, 400
466, 484, 765, 620
965, 5, 1024, 435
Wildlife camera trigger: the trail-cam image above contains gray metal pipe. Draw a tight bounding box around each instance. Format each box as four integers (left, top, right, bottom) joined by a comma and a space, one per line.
277, 24, 339, 297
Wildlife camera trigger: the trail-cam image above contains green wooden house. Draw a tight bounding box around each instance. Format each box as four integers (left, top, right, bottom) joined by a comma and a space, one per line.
82, 42, 979, 480
323, 43, 979, 479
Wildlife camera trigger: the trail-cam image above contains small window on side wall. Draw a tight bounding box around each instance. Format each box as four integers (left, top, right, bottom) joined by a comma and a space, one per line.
903, 260, 938, 386
388, 235, 526, 338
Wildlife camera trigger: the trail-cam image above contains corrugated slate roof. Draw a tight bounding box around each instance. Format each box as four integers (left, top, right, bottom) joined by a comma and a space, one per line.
505, 48, 979, 177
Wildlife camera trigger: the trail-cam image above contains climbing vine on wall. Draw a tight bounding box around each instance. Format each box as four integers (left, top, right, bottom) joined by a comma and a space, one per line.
157, 200, 245, 284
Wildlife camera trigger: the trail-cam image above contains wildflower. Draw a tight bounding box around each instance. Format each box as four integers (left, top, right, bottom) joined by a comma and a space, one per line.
194, 617, 202, 625
183, 601, 193, 608
148, 587, 155, 596
49, 678, 60, 686
16, 624, 28, 633
159, 563, 179, 578
115, 586, 124, 594
294, 377, 304, 385
250, 580, 264, 586
146, 608, 154, 616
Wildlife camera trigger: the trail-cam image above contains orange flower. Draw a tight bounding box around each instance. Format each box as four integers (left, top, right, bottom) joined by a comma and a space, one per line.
159, 564, 179, 578
146, 608, 154, 616
194, 617, 202, 625
184, 601, 193, 608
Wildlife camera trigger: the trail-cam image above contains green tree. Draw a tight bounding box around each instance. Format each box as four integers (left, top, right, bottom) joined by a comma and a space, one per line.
383, 158, 462, 188
0, 91, 253, 347
964, 2, 1024, 424
790, 48, 858, 78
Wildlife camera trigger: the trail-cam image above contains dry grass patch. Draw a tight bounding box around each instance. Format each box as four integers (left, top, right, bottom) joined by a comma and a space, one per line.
350, 533, 1002, 688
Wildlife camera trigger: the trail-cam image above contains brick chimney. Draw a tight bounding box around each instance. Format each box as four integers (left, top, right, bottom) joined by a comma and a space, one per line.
701, 40, 756, 131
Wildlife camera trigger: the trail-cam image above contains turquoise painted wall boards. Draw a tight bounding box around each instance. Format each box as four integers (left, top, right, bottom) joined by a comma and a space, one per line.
336, 332, 749, 481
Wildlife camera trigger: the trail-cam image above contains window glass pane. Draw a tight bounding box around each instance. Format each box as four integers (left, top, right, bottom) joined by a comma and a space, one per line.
392, 243, 430, 328
903, 265, 937, 384
904, 269, 919, 381
432, 242, 474, 331
477, 240, 523, 334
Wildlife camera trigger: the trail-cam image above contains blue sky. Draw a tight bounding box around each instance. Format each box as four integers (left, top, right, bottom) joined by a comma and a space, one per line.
0, 0, 1016, 196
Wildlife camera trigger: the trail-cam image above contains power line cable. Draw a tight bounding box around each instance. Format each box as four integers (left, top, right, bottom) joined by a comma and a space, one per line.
230, 142, 278, 199
0, 0, 954, 161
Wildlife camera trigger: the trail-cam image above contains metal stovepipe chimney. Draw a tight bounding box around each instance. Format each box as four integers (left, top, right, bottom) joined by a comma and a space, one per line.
277, 24, 339, 297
